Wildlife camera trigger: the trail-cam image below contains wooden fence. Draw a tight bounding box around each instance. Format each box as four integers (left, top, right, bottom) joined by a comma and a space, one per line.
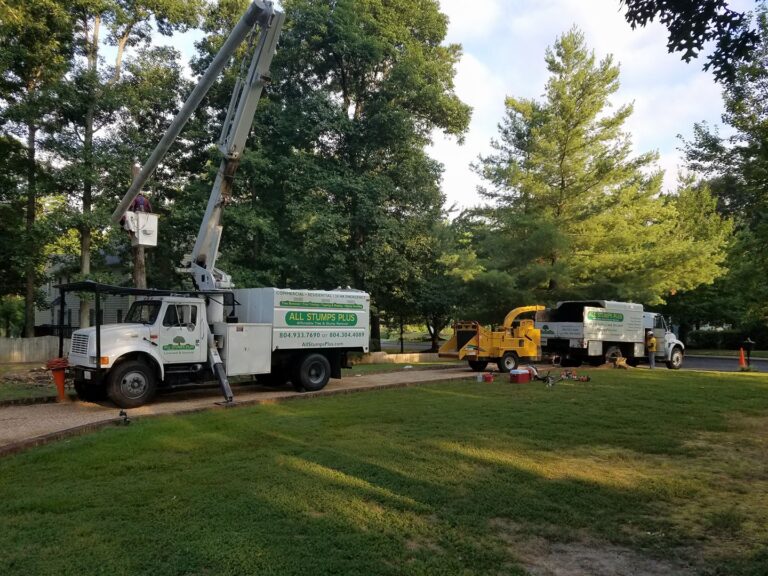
0, 337, 69, 363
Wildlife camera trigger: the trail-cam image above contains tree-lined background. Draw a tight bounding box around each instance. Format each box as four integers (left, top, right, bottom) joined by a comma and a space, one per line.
0, 0, 765, 350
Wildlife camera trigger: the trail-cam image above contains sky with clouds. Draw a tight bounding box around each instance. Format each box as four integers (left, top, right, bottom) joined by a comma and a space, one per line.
153, 0, 755, 210
430, 0, 754, 210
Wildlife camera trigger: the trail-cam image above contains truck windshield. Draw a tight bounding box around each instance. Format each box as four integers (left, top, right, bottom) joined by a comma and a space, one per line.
125, 301, 162, 324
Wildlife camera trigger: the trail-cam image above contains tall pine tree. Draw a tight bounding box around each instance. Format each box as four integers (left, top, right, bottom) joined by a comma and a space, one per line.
474, 28, 729, 307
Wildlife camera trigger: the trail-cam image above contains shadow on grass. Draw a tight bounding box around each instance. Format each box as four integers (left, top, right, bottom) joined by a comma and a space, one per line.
1, 370, 767, 575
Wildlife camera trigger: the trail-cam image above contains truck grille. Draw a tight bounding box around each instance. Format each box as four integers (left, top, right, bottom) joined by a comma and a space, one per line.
71, 334, 89, 355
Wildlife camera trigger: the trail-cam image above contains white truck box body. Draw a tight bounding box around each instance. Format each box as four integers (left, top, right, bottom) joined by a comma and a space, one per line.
536, 301, 645, 357
213, 322, 272, 376
233, 288, 370, 352
582, 305, 644, 343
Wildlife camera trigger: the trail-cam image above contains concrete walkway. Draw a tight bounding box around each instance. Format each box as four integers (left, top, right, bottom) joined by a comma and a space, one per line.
0, 367, 473, 456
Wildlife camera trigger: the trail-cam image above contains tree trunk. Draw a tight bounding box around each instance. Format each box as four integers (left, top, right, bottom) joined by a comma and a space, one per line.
428, 319, 441, 353
369, 312, 381, 352
132, 245, 146, 288
130, 165, 146, 288
399, 318, 404, 354
79, 15, 100, 329
23, 123, 37, 337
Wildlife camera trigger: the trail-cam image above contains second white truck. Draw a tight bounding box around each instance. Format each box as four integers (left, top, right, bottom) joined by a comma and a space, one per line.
535, 300, 684, 369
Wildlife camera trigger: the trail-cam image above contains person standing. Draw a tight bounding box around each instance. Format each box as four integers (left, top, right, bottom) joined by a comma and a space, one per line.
646, 330, 657, 369
129, 191, 152, 213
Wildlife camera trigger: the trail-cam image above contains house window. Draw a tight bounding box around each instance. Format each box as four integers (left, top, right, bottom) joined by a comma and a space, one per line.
67, 309, 72, 326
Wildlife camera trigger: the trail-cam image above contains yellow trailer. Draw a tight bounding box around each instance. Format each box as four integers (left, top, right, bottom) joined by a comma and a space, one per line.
439, 305, 545, 372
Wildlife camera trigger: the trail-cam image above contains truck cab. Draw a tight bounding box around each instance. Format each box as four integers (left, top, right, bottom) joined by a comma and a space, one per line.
643, 312, 685, 369
70, 296, 210, 407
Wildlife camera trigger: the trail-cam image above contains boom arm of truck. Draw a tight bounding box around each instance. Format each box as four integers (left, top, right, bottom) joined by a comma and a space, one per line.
112, 0, 283, 299
111, 1, 280, 226
186, 7, 284, 292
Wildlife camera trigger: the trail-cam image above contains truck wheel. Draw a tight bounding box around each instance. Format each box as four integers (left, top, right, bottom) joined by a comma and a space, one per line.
666, 347, 683, 370
468, 360, 488, 372
107, 360, 157, 408
74, 380, 106, 402
605, 346, 623, 365
295, 353, 331, 392
499, 352, 519, 372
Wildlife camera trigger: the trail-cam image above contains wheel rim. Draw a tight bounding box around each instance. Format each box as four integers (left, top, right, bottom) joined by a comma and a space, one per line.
503, 356, 516, 370
120, 370, 149, 399
307, 362, 326, 385
672, 350, 682, 367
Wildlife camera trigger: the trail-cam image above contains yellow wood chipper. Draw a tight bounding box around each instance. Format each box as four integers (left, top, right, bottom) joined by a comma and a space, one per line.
438, 305, 545, 372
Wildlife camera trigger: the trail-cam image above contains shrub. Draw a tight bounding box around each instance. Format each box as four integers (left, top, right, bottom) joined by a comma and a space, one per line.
687, 323, 768, 350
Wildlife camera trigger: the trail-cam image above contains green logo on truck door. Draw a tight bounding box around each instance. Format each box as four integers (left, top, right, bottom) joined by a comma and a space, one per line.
162, 336, 196, 352
587, 311, 624, 322
285, 311, 358, 326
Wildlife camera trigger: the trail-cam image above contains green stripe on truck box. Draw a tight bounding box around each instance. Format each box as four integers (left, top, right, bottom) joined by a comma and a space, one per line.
280, 300, 364, 310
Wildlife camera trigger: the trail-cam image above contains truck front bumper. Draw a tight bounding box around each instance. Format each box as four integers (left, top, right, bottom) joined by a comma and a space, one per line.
70, 366, 107, 385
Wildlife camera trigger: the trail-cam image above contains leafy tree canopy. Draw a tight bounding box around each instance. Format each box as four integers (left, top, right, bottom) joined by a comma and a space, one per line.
620, 0, 760, 82
473, 28, 731, 311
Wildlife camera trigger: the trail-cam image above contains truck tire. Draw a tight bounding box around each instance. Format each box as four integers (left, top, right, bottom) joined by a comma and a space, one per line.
666, 347, 684, 370
468, 360, 488, 372
604, 346, 623, 365
499, 352, 519, 372
74, 380, 106, 402
107, 359, 157, 408
295, 353, 331, 392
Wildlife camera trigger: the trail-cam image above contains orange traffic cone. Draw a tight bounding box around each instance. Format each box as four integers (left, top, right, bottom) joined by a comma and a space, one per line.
739, 347, 746, 369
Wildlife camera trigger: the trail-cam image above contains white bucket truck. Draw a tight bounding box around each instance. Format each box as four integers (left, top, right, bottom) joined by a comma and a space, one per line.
62, 3, 371, 407
535, 300, 684, 369
65, 284, 369, 407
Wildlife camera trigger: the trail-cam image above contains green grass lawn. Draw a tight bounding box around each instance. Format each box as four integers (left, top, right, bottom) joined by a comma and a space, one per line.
0, 381, 56, 401
1, 370, 768, 575
0, 363, 57, 402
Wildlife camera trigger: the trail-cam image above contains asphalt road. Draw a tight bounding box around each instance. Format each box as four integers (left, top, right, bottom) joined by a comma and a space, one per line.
683, 355, 765, 372
381, 340, 763, 372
